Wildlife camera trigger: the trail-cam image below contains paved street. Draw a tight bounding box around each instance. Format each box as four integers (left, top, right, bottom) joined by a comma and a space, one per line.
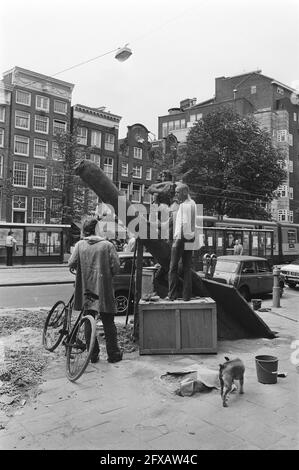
0, 268, 298, 450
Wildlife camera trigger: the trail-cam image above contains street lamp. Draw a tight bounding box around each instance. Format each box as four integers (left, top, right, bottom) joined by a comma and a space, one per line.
115, 44, 133, 62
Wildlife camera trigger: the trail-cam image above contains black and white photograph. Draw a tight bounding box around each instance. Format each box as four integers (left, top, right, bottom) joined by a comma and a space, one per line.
0, 0, 298, 455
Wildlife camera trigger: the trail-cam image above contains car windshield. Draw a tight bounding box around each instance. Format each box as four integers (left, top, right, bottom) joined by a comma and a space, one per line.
215, 261, 239, 273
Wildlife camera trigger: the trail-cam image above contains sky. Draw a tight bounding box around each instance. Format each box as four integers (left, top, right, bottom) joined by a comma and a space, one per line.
1, 0, 299, 138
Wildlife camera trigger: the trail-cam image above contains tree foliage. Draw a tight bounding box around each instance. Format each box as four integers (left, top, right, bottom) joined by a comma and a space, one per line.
179, 109, 286, 219
54, 124, 98, 224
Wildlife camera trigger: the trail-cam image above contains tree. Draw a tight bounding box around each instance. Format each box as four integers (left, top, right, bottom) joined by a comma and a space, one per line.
149, 134, 184, 182
53, 124, 98, 225
179, 109, 286, 219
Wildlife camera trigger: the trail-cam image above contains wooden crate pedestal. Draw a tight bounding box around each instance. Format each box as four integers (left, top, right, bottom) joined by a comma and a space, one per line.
139, 298, 217, 355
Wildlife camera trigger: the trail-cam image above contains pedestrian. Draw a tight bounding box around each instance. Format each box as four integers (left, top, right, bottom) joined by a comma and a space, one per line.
167, 183, 197, 302
5, 230, 17, 266
234, 239, 244, 255
68, 217, 123, 364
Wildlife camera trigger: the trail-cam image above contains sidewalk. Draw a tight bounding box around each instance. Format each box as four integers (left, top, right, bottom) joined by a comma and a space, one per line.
0, 265, 73, 286
0, 290, 298, 450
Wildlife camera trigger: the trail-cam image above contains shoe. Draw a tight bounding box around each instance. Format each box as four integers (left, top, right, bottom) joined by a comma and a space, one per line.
107, 352, 123, 363
90, 355, 99, 363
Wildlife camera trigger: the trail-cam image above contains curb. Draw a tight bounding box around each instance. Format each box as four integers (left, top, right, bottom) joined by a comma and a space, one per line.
0, 281, 74, 287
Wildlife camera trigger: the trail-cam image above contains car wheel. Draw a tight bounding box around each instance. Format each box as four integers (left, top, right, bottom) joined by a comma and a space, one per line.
239, 286, 251, 302
115, 291, 130, 315
287, 282, 297, 288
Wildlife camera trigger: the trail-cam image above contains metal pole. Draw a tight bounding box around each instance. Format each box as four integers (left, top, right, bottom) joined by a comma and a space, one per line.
272, 266, 281, 308
133, 238, 143, 340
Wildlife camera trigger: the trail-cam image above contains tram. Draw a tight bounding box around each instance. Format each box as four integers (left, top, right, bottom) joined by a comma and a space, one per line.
0, 222, 71, 265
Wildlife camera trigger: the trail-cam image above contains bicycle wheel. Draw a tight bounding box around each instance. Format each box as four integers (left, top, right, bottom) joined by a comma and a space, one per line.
43, 301, 67, 352
66, 315, 96, 382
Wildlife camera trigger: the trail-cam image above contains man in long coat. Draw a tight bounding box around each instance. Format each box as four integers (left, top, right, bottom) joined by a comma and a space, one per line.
68, 218, 122, 363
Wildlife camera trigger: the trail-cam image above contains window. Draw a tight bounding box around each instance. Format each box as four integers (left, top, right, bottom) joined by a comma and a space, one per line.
146, 168, 152, 180
289, 160, 293, 173
278, 209, 287, 222
50, 198, 62, 222
13, 195, 27, 210
91, 130, 102, 148
168, 121, 174, 132
256, 260, 271, 273
288, 133, 293, 146
0, 129, 4, 147
52, 141, 62, 160
0, 106, 5, 122
0, 154, 3, 177
180, 119, 186, 128
143, 191, 151, 203
277, 185, 288, 197
54, 100, 67, 114
121, 162, 128, 177
77, 126, 88, 145
132, 184, 141, 202
32, 197, 46, 223
33, 166, 47, 189
277, 130, 288, 142
133, 147, 142, 159
133, 164, 142, 179
16, 89, 31, 106
15, 110, 30, 130
251, 85, 257, 94
162, 122, 168, 138
294, 112, 297, 122
190, 113, 202, 122
289, 211, 293, 223
174, 120, 180, 130
119, 182, 130, 199
52, 174, 63, 190
35, 115, 49, 134
53, 119, 67, 134
13, 161, 28, 187
36, 95, 49, 112
289, 187, 293, 200
105, 133, 115, 151
277, 87, 284, 95
90, 153, 101, 166
14, 135, 29, 156
103, 157, 113, 180
34, 139, 48, 158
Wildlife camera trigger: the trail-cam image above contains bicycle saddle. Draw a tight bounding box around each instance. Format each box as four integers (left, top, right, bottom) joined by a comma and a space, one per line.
84, 290, 99, 300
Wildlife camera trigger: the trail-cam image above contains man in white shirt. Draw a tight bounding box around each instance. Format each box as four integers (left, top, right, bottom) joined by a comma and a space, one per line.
5, 230, 17, 266
168, 183, 196, 301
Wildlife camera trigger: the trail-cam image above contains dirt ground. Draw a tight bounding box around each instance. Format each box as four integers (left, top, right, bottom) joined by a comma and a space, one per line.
0, 308, 136, 425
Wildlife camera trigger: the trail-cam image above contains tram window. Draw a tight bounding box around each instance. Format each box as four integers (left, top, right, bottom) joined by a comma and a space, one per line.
288, 230, 296, 248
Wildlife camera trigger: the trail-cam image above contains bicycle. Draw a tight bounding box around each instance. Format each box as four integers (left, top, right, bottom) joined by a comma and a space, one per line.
42, 272, 98, 382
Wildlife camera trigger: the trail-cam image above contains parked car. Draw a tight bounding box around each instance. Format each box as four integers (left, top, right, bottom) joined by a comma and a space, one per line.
280, 258, 299, 288
114, 252, 156, 314
210, 255, 284, 301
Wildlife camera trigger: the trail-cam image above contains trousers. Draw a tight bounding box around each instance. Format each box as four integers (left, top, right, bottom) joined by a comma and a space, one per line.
6, 247, 13, 266
168, 237, 193, 301
85, 310, 121, 360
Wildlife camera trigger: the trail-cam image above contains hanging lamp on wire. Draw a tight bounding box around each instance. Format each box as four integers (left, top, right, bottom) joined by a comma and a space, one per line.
115, 44, 133, 62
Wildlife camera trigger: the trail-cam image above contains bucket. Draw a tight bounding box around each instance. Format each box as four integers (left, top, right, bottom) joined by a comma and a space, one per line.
255, 355, 278, 384
252, 299, 262, 310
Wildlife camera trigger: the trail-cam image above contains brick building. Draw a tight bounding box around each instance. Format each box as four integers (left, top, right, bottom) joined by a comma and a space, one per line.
118, 123, 156, 206
158, 70, 299, 223
0, 66, 74, 224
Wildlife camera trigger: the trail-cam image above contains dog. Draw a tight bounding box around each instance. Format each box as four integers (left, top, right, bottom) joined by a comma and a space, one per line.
219, 356, 245, 407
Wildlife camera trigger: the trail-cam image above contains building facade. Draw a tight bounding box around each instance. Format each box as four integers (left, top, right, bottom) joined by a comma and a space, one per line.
158, 70, 299, 223
0, 66, 74, 224
71, 104, 121, 213
118, 123, 156, 206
